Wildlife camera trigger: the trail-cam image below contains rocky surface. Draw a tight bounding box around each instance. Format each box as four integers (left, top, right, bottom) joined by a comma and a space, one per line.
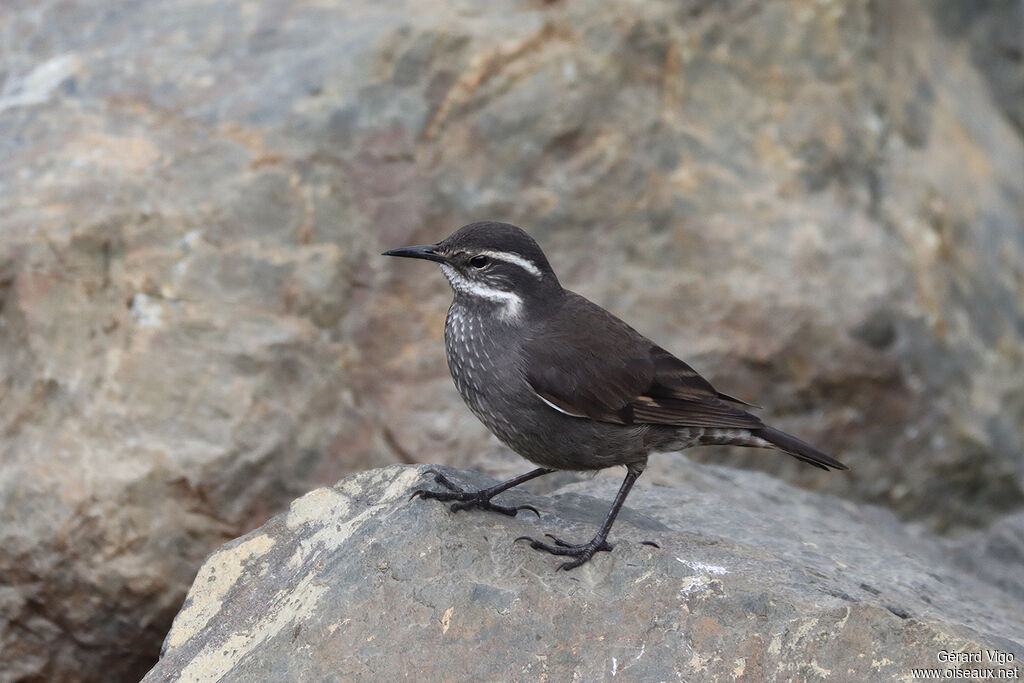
144, 465, 1024, 682
1, 0, 1023, 679
934, 0, 1024, 135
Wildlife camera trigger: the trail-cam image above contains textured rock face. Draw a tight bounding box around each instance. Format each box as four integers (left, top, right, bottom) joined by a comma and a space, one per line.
1, 0, 1023, 679
934, 0, 1024, 135
144, 465, 1024, 682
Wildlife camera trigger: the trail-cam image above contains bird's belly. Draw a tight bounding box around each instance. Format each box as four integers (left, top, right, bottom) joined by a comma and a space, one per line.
498, 410, 653, 470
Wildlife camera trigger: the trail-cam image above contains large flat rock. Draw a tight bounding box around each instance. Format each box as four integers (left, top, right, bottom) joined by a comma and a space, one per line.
145, 464, 1024, 681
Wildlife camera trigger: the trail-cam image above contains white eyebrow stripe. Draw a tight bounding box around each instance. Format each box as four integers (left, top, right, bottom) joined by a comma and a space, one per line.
475, 250, 543, 278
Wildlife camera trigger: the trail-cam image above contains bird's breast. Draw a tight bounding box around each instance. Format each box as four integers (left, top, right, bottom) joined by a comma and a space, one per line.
444, 304, 526, 433
445, 305, 504, 398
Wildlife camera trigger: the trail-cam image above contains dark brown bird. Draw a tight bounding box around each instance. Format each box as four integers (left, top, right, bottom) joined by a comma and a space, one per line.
385, 222, 848, 570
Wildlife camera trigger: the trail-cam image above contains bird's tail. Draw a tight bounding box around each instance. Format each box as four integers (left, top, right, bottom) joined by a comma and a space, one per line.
752, 426, 849, 471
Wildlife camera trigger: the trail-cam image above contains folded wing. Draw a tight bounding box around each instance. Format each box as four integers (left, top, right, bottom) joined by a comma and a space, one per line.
524, 293, 763, 430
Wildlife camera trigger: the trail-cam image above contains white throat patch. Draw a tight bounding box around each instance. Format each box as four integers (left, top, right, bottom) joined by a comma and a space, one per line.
440, 264, 523, 320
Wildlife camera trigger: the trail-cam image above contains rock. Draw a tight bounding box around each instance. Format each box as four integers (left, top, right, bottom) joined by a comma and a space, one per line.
933, 0, 1024, 134
2, 0, 1023, 679
0, 222, 370, 681
144, 465, 1024, 682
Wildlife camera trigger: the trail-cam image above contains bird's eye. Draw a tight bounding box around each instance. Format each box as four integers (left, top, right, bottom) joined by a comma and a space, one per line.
469, 255, 490, 268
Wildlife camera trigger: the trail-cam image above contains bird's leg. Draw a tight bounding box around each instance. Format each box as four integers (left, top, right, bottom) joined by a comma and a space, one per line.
410, 467, 553, 518
517, 467, 641, 571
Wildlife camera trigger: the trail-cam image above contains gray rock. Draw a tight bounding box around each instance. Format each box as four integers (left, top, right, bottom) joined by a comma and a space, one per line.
933, 0, 1024, 134
2, 0, 1023, 678
144, 465, 1024, 682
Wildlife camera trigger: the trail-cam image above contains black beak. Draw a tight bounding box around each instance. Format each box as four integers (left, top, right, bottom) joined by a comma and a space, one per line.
382, 244, 447, 264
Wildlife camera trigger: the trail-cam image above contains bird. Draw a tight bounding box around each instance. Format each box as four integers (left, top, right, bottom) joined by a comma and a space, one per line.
384, 221, 848, 570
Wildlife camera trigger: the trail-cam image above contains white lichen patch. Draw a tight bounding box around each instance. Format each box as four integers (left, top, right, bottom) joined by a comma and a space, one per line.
0, 53, 82, 112
168, 467, 426, 674
794, 616, 821, 644
285, 468, 421, 570
335, 465, 421, 504
676, 558, 729, 575
734, 657, 746, 677
378, 467, 424, 502
679, 575, 714, 598
286, 487, 351, 529
177, 569, 331, 683
677, 557, 729, 599
808, 659, 832, 677
834, 605, 851, 631
166, 533, 276, 649
130, 293, 163, 328
689, 651, 712, 673
287, 505, 376, 570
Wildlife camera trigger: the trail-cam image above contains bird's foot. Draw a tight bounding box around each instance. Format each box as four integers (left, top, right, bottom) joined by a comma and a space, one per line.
515, 533, 613, 571
410, 469, 540, 518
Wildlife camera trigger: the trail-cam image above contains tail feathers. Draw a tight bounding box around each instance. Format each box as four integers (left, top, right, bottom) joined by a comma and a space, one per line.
753, 426, 849, 471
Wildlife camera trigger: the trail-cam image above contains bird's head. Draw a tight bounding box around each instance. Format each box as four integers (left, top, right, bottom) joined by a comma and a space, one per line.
384, 222, 562, 320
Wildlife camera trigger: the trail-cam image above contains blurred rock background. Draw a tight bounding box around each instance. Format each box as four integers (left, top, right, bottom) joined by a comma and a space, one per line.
0, 0, 1021, 680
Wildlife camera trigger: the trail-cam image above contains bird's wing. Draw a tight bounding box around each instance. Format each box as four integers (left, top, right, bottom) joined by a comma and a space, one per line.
523, 292, 763, 430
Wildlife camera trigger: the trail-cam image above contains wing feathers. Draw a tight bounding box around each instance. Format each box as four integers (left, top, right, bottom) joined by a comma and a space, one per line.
523, 292, 762, 430
630, 396, 763, 429
520, 292, 845, 469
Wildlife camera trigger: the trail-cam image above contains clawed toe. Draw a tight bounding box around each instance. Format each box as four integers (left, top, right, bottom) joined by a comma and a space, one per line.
543, 533, 576, 548
515, 533, 612, 570
450, 499, 539, 518
449, 499, 512, 517
409, 469, 462, 501
542, 533, 611, 553
516, 504, 541, 518
410, 472, 542, 518
425, 469, 462, 492
409, 487, 456, 502
557, 555, 595, 572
